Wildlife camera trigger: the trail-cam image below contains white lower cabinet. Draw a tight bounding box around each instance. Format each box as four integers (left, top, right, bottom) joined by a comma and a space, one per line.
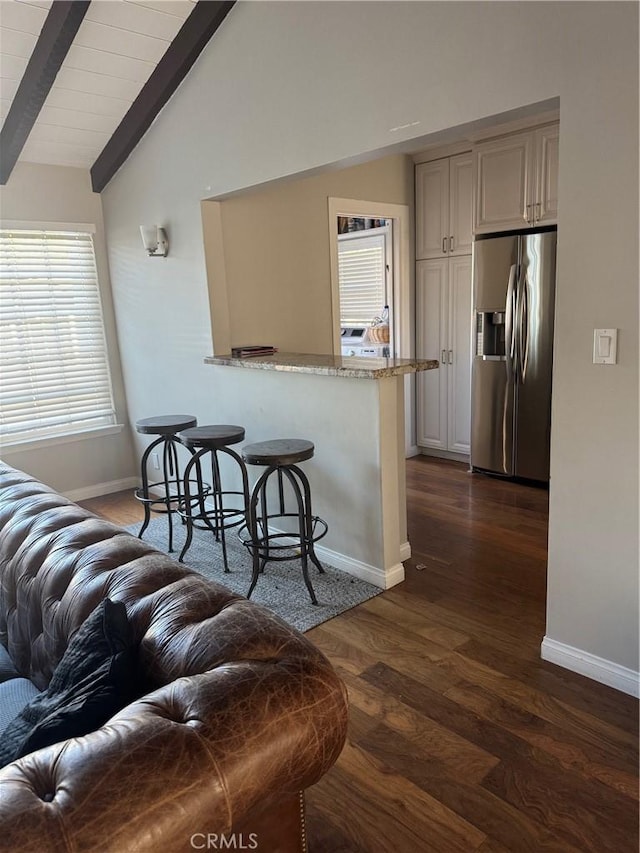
416, 256, 472, 455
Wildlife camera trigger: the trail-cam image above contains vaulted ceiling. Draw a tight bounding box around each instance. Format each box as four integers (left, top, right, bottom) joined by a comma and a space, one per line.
0, 0, 234, 191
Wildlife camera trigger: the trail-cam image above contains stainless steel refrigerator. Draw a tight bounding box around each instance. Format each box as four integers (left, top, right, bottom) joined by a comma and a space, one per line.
470, 227, 556, 482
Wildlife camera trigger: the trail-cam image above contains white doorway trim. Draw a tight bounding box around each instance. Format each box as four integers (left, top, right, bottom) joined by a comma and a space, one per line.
327, 197, 411, 360
328, 197, 415, 457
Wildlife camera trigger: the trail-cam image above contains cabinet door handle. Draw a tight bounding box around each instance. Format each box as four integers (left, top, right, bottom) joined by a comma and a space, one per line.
536, 202, 541, 223
449, 236, 454, 252
441, 349, 447, 365
525, 203, 532, 225
448, 350, 453, 364
442, 237, 447, 254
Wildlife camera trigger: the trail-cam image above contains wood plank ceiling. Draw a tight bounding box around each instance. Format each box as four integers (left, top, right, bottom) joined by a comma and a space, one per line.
0, 0, 219, 186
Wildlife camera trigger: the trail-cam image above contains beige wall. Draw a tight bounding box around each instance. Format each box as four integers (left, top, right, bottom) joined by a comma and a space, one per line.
0, 162, 136, 496
102, 2, 638, 680
203, 154, 414, 354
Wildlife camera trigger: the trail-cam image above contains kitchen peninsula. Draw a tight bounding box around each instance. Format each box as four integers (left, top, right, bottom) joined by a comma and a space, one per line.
205, 352, 437, 589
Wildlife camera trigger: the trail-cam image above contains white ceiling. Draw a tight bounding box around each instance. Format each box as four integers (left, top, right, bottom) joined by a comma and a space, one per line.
0, 0, 197, 169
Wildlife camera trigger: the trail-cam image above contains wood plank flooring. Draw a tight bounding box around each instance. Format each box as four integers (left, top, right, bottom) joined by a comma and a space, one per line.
80, 456, 639, 852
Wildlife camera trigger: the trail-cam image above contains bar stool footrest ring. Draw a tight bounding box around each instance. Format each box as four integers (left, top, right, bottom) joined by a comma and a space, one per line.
237, 514, 328, 561
135, 479, 211, 512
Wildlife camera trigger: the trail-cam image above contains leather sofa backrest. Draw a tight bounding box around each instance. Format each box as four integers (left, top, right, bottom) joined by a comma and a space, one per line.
0, 464, 349, 852
0, 463, 332, 691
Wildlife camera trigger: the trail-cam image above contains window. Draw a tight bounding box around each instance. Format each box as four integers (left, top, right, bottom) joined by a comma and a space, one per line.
0, 228, 116, 445
337, 228, 390, 326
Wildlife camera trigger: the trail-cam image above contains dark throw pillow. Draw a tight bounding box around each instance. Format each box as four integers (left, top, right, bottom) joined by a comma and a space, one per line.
0, 598, 138, 767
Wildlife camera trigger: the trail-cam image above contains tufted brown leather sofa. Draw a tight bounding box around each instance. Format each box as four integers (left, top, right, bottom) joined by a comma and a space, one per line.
0, 462, 348, 852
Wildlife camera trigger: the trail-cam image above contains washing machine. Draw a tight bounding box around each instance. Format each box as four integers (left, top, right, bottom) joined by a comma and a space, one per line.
340, 327, 389, 357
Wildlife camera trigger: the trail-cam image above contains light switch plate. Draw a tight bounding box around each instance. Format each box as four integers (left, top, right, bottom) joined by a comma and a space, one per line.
593, 328, 618, 364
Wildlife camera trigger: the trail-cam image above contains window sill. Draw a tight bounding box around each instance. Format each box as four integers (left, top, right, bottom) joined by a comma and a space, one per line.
1, 424, 125, 454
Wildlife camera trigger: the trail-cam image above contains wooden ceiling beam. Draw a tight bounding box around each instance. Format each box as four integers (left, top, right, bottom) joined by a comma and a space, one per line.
0, 1, 91, 185
90, 1, 236, 194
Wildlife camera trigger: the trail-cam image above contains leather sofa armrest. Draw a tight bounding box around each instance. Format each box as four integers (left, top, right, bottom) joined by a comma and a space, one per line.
0, 658, 348, 853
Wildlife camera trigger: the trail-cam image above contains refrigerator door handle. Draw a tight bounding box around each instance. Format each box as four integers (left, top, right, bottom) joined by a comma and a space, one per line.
516, 272, 529, 385
505, 264, 517, 378
519, 273, 530, 383
515, 268, 523, 382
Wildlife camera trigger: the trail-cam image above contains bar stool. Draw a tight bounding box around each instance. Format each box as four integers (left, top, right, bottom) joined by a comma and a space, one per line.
135, 414, 202, 552
177, 425, 250, 573
240, 439, 328, 605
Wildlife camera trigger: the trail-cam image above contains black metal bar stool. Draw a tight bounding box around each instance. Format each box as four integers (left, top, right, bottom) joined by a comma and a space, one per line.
240, 439, 328, 605
177, 425, 250, 573
135, 414, 202, 552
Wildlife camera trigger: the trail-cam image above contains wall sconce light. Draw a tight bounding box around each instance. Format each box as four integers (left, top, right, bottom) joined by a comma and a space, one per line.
140, 225, 169, 257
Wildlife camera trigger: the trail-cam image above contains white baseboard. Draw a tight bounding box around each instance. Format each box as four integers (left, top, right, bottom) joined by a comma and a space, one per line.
418, 447, 470, 464
314, 540, 405, 589
64, 477, 139, 503
541, 636, 640, 698
268, 525, 404, 590
406, 445, 420, 458
400, 540, 411, 562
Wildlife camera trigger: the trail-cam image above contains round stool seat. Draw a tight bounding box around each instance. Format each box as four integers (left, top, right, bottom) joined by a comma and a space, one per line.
136, 414, 197, 435
179, 424, 245, 450
242, 438, 314, 467
135, 414, 198, 553
239, 438, 324, 604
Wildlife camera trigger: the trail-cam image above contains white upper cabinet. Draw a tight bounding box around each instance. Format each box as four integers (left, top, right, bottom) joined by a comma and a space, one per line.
416, 159, 449, 259
449, 154, 473, 255
416, 153, 472, 259
474, 132, 532, 232
474, 122, 559, 233
534, 124, 559, 225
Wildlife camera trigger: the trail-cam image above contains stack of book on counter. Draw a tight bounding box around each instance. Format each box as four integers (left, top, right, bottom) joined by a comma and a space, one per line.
231, 344, 278, 358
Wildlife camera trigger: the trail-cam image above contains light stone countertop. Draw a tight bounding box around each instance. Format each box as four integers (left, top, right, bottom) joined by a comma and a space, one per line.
204, 351, 439, 379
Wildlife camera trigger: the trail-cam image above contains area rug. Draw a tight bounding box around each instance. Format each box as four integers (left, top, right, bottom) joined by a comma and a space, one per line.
126, 517, 381, 633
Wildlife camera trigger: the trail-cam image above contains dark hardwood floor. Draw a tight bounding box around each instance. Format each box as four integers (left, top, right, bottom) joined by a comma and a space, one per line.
81, 456, 639, 852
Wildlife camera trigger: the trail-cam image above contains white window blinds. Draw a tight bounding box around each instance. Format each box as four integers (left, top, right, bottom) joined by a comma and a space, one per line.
0, 229, 116, 445
338, 231, 387, 326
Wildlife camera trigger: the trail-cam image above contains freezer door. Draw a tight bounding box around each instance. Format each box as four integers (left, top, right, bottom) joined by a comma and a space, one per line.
471, 356, 515, 475
514, 231, 557, 481
473, 234, 520, 311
